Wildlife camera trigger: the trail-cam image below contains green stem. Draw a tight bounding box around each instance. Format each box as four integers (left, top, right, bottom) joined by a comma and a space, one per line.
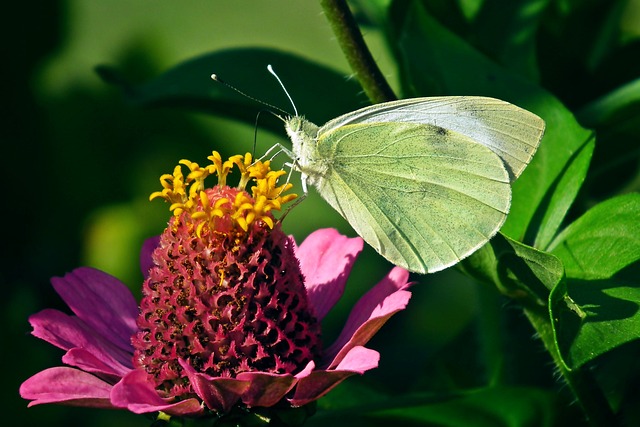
523, 303, 619, 427
319, 0, 396, 103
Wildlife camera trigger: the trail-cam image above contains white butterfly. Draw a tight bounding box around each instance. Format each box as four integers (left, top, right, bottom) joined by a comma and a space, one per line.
214, 68, 545, 274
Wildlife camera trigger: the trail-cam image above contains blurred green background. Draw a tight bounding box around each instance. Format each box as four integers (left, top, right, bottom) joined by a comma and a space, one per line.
5, 1, 574, 426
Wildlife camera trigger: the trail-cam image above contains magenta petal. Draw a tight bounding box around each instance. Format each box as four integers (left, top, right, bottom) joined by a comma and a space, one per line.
30, 309, 132, 374
140, 236, 160, 278
236, 371, 296, 407
62, 348, 128, 380
179, 360, 249, 413
295, 360, 316, 379
20, 367, 115, 408
332, 345, 380, 373
111, 369, 203, 416
51, 267, 138, 352
323, 267, 412, 368
290, 346, 379, 407
296, 228, 364, 320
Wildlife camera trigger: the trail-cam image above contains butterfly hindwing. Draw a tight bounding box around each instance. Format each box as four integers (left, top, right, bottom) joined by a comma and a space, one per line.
313, 121, 511, 273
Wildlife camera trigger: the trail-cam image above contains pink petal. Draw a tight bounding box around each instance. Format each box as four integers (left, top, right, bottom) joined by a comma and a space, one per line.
296, 229, 364, 320
295, 360, 316, 378
290, 346, 379, 406
51, 267, 138, 352
323, 267, 412, 368
30, 309, 133, 375
111, 369, 203, 416
333, 345, 380, 373
179, 360, 249, 413
140, 236, 160, 278
236, 371, 297, 407
62, 348, 128, 380
20, 367, 115, 408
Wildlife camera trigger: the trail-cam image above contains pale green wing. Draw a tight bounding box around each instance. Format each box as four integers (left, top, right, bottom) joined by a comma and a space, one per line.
314, 121, 511, 273
319, 97, 545, 181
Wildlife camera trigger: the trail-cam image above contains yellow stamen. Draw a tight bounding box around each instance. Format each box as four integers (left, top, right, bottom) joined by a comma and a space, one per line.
150, 151, 298, 234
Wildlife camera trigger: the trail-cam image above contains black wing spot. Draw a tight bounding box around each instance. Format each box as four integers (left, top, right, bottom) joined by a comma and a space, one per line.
434, 126, 449, 136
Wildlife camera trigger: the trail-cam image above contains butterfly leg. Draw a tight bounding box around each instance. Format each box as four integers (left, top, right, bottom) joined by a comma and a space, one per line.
259, 142, 295, 163
254, 143, 310, 225
275, 161, 309, 225
278, 191, 306, 224
255, 143, 308, 193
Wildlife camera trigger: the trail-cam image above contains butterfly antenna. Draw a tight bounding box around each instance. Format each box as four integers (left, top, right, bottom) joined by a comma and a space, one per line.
267, 64, 298, 117
251, 110, 267, 157
210, 73, 288, 119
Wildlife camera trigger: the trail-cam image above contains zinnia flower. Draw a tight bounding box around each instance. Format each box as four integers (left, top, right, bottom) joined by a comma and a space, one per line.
20, 151, 413, 422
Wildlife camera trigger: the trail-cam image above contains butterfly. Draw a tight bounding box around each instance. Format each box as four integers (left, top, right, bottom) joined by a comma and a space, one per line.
284, 95, 544, 274
213, 68, 545, 274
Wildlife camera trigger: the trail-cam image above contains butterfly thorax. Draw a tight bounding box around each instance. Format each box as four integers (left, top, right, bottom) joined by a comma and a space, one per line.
285, 116, 328, 183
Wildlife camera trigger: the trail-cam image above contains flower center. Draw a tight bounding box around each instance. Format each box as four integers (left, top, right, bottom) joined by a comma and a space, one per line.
132, 151, 321, 401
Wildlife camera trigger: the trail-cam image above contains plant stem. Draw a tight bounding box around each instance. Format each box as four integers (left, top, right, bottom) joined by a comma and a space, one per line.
319, 0, 396, 103
523, 304, 619, 427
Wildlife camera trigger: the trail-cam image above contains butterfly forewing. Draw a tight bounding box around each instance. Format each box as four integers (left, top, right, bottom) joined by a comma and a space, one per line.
319, 96, 545, 181
313, 121, 511, 273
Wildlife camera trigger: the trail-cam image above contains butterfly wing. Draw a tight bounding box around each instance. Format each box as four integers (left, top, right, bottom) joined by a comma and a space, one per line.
313, 121, 511, 273
320, 97, 545, 181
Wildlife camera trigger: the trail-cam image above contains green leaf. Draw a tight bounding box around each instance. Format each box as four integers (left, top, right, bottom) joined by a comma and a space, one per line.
308, 386, 561, 427
530, 134, 595, 250
349, 0, 393, 28
575, 77, 640, 200
548, 193, 640, 369
460, 233, 564, 304
470, 0, 549, 80
97, 48, 366, 133
388, 0, 595, 250
577, 77, 640, 129
456, 0, 484, 21
549, 270, 640, 370
548, 193, 640, 279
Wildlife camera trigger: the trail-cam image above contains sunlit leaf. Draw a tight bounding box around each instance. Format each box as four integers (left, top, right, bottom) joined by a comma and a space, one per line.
531, 135, 595, 250
549, 193, 640, 368
548, 193, 640, 278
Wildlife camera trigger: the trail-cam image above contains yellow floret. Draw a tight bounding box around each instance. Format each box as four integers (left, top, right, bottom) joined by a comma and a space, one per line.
151, 151, 298, 233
